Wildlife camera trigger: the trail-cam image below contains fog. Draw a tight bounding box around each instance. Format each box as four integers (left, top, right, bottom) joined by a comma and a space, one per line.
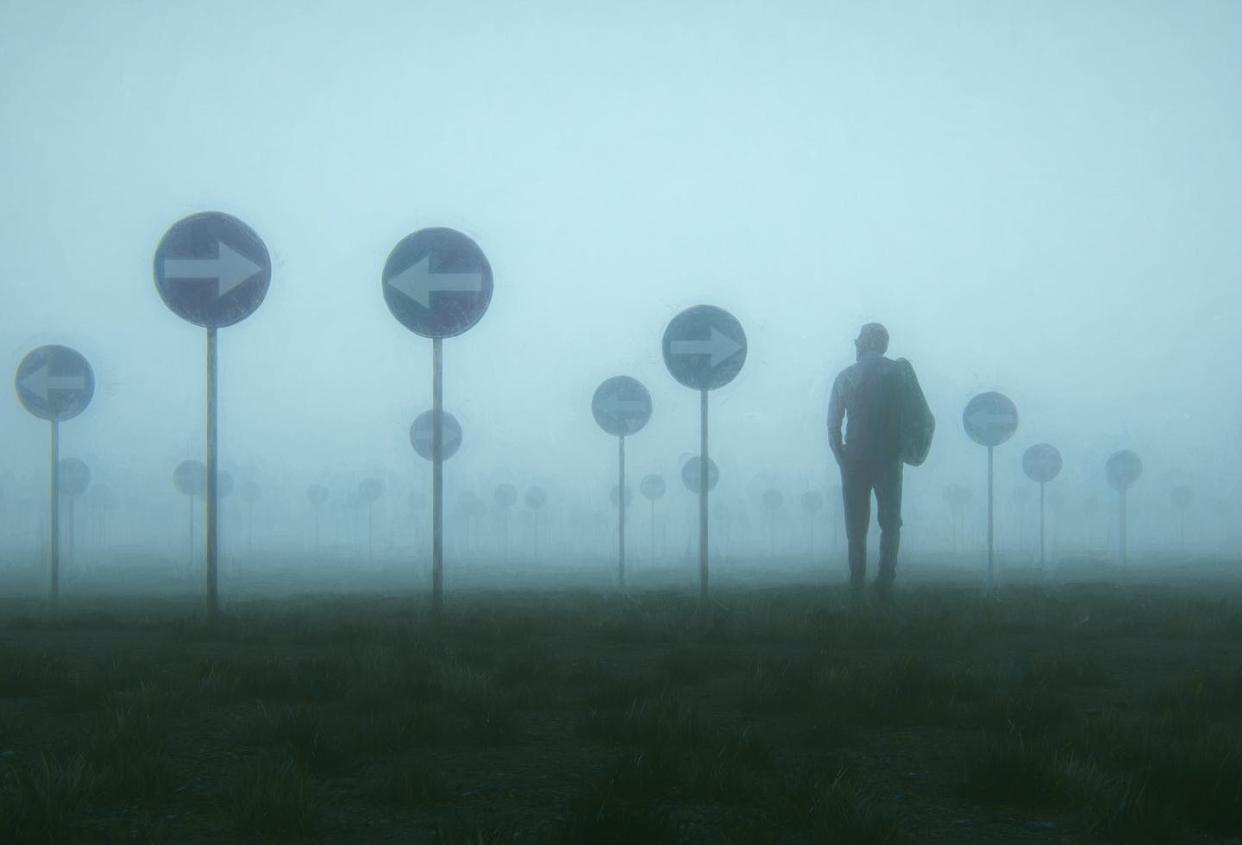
3, 1, 1241, 594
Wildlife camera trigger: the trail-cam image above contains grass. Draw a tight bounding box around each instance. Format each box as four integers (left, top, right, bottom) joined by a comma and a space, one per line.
0, 580, 1237, 842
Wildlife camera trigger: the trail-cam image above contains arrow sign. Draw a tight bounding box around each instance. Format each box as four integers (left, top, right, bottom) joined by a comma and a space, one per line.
18, 363, 87, 402
965, 409, 1017, 431
387, 254, 485, 309
596, 395, 648, 419
592, 376, 653, 437
662, 306, 748, 391
154, 213, 272, 329
962, 392, 1019, 447
410, 410, 462, 461
670, 326, 744, 368
15, 345, 95, 422
162, 241, 261, 299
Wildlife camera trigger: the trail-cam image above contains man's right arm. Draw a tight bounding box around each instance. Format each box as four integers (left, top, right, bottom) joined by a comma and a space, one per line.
827, 373, 846, 466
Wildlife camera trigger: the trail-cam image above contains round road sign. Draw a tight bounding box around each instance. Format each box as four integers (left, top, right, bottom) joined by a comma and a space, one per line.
963, 392, 1019, 447
495, 483, 518, 508
640, 474, 666, 501
154, 212, 271, 328
59, 458, 91, 498
801, 490, 824, 514
1022, 444, 1063, 484
1171, 485, 1194, 510
662, 305, 747, 391
382, 228, 493, 339
592, 376, 652, 437
943, 484, 972, 509
410, 411, 462, 461
174, 460, 205, 496
358, 479, 383, 503
681, 457, 719, 493
762, 489, 784, 511
1106, 451, 1143, 492
16, 345, 95, 422
525, 487, 548, 510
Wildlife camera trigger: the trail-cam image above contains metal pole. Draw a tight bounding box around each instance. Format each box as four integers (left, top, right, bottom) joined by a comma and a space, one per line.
49, 420, 60, 603
188, 495, 195, 580
650, 499, 656, 569
986, 445, 994, 591
367, 503, 374, 563
1120, 489, 1127, 568
206, 326, 219, 621
432, 337, 444, 615
618, 435, 626, 589
1039, 481, 1046, 569
67, 496, 75, 576
699, 389, 709, 602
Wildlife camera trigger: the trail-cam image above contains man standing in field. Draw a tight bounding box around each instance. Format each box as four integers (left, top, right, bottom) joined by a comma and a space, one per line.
828, 323, 927, 604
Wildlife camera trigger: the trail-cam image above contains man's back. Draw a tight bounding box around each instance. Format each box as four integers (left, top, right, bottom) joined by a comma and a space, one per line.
830, 355, 902, 464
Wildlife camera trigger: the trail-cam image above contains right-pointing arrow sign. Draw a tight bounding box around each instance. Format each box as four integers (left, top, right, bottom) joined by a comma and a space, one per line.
162, 241, 261, 299
388, 254, 484, 309
18, 362, 86, 401
670, 326, 744, 368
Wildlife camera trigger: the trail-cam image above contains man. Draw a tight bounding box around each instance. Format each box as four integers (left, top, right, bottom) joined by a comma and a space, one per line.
828, 323, 906, 603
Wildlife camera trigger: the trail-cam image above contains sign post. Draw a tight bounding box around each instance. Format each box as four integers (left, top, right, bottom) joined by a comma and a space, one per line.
155, 212, 271, 620
524, 487, 548, 558
663, 306, 746, 602
963, 392, 1019, 591
1106, 450, 1143, 567
358, 479, 383, 563
1022, 443, 1063, 569
15, 345, 95, 604
174, 460, 206, 578
800, 490, 824, 559
762, 489, 784, 559
240, 481, 261, 558
494, 484, 518, 561
592, 376, 653, 589
383, 228, 492, 615
57, 458, 91, 576
1171, 485, 1193, 553
307, 485, 328, 554
640, 474, 666, 569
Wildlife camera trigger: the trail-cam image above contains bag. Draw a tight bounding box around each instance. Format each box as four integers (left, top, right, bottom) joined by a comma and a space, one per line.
895, 358, 934, 466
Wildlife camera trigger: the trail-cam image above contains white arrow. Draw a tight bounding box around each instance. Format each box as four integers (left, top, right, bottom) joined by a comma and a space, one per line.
597, 395, 648, 419
388, 255, 484, 309
163, 241, 261, 299
966, 410, 1017, 431
413, 428, 460, 448
670, 326, 744, 368
19, 363, 86, 401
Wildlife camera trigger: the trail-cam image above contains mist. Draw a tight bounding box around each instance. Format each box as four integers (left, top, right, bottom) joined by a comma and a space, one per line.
3, 0, 1242, 595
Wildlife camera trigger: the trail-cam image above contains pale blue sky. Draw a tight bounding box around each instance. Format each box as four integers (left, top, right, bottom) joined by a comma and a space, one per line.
2, 1, 1240, 558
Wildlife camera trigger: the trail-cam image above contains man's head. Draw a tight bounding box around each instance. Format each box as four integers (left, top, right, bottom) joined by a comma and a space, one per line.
855, 323, 889, 359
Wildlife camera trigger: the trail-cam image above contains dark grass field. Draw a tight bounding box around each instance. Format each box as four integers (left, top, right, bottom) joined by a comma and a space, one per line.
1, 576, 1241, 843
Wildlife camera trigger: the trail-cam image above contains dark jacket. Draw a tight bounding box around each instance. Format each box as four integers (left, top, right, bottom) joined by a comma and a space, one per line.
828, 353, 902, 465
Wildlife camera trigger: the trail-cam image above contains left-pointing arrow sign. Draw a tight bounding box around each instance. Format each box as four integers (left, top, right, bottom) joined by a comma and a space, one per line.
19, 363, 86, 401
162, 241, 261, 299
387, 254, 484, 309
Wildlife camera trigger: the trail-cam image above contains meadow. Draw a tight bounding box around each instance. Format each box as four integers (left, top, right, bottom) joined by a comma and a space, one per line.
0, 571, 1240, 843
